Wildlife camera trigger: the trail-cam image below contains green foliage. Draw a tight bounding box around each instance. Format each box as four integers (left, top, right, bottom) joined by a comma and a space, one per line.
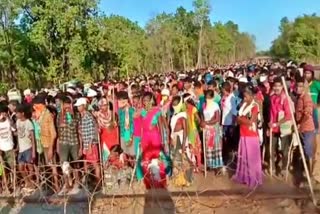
271, 14, 320, 64
0, 0, 256, 89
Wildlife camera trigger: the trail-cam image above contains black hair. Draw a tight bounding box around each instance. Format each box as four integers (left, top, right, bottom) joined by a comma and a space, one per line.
183, 93, 196, 106
222, 82, 231, 93
117, 91, 129, 100
184, 77, 192, 83
62, 95, 72, 104
171, 84, 178, 90
143, 91, 156, 106
110, 144, 123, 154
172, 96, 182, 105
9, 100, 19, 106
299, 62, 307, 68
46, 95, 55, 105
131, 84, 139, 91
207, 80, 217, 87
243, 84, 256, 96
132, 92, 141, 99
33, 93, 47, 104
16, 104, 27, 113
143, 91, 154, 100
295, 75, 305, 83
0, 104, 8, 113
204, 89, 214, 99
273, 77, 282, 84
16, 104, 32, 119
194, 81, 202, 89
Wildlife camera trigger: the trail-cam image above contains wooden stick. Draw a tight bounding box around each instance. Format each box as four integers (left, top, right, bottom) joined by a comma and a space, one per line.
281, 76, 317, 206
13, 151, 16, 197
269, 130, 273, 177
112, 87, 115, 122
0, 156, 8, 193
97, 133, 104, 194
129, 145, 139, 188
285, 136, 294, 182
203, 129, 207, 178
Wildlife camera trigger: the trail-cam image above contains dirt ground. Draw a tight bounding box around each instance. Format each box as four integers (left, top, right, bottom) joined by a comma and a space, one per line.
91, 173, 319, 214
0, 173, 319, 214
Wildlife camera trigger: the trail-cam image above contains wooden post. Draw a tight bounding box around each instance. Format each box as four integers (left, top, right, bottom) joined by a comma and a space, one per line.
203, 130, 207, 178
281, 76, 317, 205
269, 131, 273, 177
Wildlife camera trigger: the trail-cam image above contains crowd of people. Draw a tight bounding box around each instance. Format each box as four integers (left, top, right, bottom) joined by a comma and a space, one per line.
0, 60, 319, 196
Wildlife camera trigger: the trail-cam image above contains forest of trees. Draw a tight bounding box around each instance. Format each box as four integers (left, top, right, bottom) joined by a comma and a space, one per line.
0, 0, 256, 90
270, 14, 320, 64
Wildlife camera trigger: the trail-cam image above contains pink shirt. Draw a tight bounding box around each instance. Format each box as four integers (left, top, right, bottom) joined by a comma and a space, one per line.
270, 92, 291, 133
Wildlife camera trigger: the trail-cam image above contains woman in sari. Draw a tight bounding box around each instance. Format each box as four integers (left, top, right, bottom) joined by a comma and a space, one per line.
117, 91, 135, 167
183, 94, 202, 172
131, 93, 144, 181
202, 89, 224, 171
95, 98, 119, 165
233, 85, 262, 188
170, 96, 193, 187
140, 92, 171, 189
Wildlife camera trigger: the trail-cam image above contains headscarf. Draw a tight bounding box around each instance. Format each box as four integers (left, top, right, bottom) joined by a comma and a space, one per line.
33, 104, 46, 120
173, 99, 184, 114
96, 98, 112, 128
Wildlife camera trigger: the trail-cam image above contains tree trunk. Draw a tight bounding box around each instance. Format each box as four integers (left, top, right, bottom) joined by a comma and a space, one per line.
196, 23, 203, 69
183, 46, 186, 71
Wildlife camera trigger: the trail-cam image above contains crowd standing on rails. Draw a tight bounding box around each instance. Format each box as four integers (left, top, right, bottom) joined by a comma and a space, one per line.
0, 60, 319, 196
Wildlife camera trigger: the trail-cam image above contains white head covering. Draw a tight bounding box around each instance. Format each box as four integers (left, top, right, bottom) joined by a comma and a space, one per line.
23, 89, 31, 96
87, 88, 97, 98
226, 70, 234, 78
48, 90, 57, 97
161, 88, 170, 97
259, 75, 268, 83
239, 77, 248, 83
67, 87, 76, 95
74, 97, 87, 107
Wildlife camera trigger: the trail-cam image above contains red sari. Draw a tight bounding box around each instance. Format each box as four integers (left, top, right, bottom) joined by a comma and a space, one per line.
96, 111, 119, 151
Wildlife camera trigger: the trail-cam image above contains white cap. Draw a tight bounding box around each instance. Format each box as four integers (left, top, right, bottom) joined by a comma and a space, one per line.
84, 83, 92, 89
67, 87, 76, 95
87, 88, 97, 98
259, 75, 268, 83
239, 77, 248, 83
23, 89, 31, 96
74, 98, 87, 107
139, 81, 146, 86
161, 88, 170, 96
227, 70, 234, 78
66, 82, 75, 88
48, 90, 57, 97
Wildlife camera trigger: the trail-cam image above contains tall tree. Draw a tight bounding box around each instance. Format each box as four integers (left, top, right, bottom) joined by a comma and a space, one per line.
193, 0, 210, 69
271, 15, 320, 64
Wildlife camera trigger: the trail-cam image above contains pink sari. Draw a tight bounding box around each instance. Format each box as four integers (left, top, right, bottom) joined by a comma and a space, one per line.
141, 107, 166, 189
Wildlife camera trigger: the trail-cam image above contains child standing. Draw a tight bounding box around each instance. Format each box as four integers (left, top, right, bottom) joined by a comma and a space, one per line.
16, 104, 36, 189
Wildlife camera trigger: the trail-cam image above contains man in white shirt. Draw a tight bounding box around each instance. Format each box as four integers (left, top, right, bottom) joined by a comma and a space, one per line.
0, 104, 15, 193
221, 82, 238, 165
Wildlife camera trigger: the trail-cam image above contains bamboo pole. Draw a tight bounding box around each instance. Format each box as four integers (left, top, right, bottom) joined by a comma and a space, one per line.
13, 152, 16, 197
269, 131, 273, 177
285, 136, 295, 181
203, 129, 207, 178
97, 130, 104, 194
281, 76, 317, 205
129, 146, 139, 188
